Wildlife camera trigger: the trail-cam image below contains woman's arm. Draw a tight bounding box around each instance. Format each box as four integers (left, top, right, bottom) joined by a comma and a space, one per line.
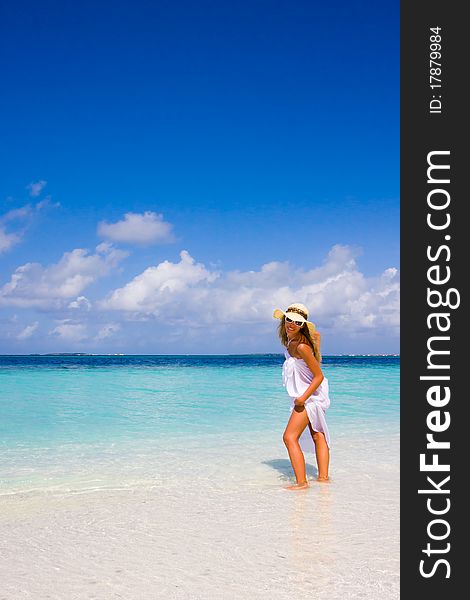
294, 343, 324, 406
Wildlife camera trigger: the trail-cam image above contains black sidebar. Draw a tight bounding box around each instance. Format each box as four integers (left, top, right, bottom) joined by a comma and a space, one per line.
401, 1, 467, 597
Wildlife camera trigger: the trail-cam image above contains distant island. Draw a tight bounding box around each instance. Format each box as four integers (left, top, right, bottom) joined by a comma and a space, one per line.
28, 353, 93, 356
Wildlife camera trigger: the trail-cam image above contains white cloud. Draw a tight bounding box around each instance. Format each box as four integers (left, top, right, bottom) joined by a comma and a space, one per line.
98, 211, 175, 245
0, 206, 32, 254
49, 320, 87, 342
47, 320, 120, 344
0, 225, 21, 254
2, 206, 33, 221
0, 243, 128, 309
36, 197, 61, 210
95, 323, 121, 340
26, 180, 47, 197
17, 321, 39, 340
101, 249, 218, 313
68, 295, 92, 310
0, 200, 59, 254
100, 245, 400, 338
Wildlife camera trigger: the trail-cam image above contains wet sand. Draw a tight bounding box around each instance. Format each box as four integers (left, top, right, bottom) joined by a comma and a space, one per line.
0, 433, 399, 599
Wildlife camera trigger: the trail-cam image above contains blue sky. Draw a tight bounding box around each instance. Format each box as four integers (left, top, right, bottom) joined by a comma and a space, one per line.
0, 0, 399, 354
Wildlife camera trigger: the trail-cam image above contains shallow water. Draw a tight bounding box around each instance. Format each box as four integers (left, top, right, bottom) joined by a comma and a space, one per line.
0, 355, 399, 599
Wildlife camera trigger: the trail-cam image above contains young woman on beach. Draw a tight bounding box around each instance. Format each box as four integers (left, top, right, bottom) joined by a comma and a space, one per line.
273, 303, 331, 490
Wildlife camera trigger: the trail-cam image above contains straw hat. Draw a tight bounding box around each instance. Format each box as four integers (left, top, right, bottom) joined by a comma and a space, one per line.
273, 302, 317, 339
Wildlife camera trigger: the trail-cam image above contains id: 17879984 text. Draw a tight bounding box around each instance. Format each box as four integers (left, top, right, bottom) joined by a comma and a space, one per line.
429, 27, 443, 114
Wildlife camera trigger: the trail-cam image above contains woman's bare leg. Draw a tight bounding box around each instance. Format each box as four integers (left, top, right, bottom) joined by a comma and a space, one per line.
283, 406, 310, 489
310, 428, 330, 480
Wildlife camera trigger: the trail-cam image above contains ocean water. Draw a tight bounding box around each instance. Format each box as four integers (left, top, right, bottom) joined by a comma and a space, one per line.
0, 354, 399, 494
0, 355, 400, 599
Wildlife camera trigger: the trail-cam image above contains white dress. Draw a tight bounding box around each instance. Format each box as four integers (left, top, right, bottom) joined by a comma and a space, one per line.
282, 349, 331, 453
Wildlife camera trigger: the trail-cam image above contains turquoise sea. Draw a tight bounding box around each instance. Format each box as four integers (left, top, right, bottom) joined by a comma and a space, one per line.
0, 354, 399, 494
1, 355, 400, 599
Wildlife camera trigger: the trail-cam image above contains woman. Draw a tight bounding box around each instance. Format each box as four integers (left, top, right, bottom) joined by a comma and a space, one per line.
273, 303, 331, 490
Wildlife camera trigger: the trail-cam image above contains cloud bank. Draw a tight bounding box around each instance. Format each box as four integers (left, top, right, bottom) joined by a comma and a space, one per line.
101, 244, 399, 335
0, 243, 128, 309
2, 243, 399, 352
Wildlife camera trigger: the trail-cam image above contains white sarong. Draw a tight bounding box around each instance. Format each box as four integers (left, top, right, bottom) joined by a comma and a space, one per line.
282, 351, 331, 453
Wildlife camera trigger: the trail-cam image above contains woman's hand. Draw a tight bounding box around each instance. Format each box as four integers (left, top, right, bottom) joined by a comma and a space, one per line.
294, 399, 305, 412
294, 397, 306, 406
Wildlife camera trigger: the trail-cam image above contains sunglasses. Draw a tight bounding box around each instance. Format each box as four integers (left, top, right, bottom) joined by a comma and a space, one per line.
285, 316, 304, 327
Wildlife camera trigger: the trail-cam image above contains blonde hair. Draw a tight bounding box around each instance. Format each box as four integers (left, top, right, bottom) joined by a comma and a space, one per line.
277, 316, 321, 362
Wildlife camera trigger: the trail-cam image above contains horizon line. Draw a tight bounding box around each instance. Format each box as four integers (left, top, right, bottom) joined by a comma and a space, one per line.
0, 352, 400, 357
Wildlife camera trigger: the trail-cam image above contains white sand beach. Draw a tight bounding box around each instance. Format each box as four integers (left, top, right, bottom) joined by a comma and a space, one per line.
0, 432, 399, 600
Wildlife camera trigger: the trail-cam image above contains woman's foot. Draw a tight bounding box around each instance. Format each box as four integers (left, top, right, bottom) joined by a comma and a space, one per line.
284, 481, 309, 490
316, 476, 330, 483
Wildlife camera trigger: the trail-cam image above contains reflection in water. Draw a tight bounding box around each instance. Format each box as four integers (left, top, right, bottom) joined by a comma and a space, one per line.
288, 480, 336, 585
